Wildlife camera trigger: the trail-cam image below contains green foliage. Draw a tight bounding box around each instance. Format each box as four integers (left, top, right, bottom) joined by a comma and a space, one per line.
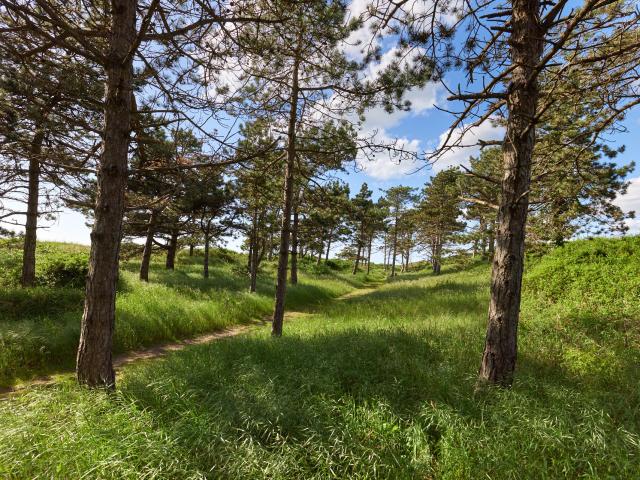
0, 238, 640, 479
0, 238, 638, 478
0, 241, 364, 387
36, 252, 88, 288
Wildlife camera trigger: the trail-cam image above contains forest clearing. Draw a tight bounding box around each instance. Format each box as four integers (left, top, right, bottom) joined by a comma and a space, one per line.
1, 0, 640, 477
1, 237, 639, 478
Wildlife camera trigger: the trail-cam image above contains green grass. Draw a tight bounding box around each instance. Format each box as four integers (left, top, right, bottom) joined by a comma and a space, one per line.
0, 240, 372, 387
0, 237, 638, 478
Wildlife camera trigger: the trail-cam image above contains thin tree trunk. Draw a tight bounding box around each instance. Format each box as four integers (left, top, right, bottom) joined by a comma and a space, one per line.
272, 50, 300, 337
250, 234, 259, 293
189, 244, 194, 256
290, 199, 299, 285
249, 209, 259, 292
382, 234, 387, 272
366, 234, 372, 274
165, 228, 178, 270
76, 0, 136, 390
203, 232, 210, 279
325, 236, 331, 262
139, 210, 157, 282
20, 128, 45, 287
406, 245, 410, 272
478, 0, 543, 387
391, 216, 399, 276
352, 244, 361, 274
316, 242, 323, 266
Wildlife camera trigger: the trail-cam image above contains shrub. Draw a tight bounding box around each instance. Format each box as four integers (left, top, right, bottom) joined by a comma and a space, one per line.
36, 253, 89, 288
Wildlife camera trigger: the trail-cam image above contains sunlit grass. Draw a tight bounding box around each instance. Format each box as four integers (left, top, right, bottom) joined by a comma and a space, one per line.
0, 238, 638, 478
0, 243, 370, 387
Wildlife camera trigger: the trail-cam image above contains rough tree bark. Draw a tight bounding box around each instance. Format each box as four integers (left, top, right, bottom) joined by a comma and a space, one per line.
76, 0, 136, 389
20, 127, 46, 287
139, 209, 158, 282
272, 51, 300, 337
478, 0, 543, 387
165, 228, 178, 270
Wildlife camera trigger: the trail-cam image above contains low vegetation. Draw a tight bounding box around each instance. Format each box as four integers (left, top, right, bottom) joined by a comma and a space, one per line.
0, 237, 638, 478
0, 239, 371, 387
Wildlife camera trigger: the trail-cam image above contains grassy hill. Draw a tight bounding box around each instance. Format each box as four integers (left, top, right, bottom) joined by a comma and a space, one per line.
0, 239, 373, 387
0, 237, 638, 478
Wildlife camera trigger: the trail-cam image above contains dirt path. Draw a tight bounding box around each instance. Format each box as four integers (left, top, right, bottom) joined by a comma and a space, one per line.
1, 285, 378, 399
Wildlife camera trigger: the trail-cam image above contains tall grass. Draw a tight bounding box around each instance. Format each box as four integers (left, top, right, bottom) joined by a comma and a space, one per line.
0, 241, 370, 386
0, 238, 638, 478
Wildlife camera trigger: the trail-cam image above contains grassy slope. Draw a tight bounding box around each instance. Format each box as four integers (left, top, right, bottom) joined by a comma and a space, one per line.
0, 237, 639, 478
0, 240, 371, 387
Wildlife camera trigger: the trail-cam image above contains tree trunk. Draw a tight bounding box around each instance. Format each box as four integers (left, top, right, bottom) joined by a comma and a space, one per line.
272, 51, 300, 337
366, 234, 372, 274
382, 234, 387, 272
391, 216, 399, 276
406, 245, 410, 272
189, 244, 194, 256
432, 238, 442, 275
250, 235, 259, 293
325, 236, 331, 262
203, 232, 210, 279
20, 128, 46, 287
165, 229, 178, 270
249, 209, 259, 292
139, 210, 157, 282
478, 0, 543, 387
290, 199, 299, 285
352, 244, 361, 274
316, 237, 323, 266
487, 225, 495, 261
76, 0, 136, 390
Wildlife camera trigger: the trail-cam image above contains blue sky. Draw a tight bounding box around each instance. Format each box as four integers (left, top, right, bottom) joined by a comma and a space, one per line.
32, 98, 640, 248
19, 0, 640, 246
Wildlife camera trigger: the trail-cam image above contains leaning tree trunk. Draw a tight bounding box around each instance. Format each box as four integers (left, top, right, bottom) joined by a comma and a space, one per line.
272, 52, 300, 337
76, 0, 136, 390
478, 0, 543, 387
165, 229, 178, 270
139, 210, 158, 282
20, 128, 46, 287
290, 200, 299, 285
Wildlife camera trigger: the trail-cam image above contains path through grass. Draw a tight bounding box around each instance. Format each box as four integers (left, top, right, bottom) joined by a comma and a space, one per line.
1, 255, 638, 479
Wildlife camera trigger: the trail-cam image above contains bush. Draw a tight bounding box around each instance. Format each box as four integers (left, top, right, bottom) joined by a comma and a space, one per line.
36, 253, 89, 288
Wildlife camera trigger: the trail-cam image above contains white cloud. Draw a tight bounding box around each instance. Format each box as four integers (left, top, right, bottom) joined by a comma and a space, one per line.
614, 176, 640, 233
356, 132, 423, 180
361, 83, 440, 131
432, 121, 505, 172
